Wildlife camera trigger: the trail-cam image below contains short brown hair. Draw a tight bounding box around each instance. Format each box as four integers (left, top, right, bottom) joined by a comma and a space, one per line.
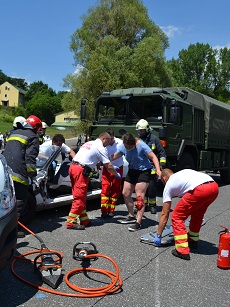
52, 134, 65, 144
122, 133, 136, 145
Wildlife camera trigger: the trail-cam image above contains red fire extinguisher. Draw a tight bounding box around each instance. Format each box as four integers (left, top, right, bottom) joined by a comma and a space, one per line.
217, 226, 230, 269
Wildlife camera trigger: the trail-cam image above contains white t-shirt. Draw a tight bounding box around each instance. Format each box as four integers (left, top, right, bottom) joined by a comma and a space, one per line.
163, 169, 214, 202
106, 137, 123, 167
73, 138, 110, 169
39, 140, 71, 157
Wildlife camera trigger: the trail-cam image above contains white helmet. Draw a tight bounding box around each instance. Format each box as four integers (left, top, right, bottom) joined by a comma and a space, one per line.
13, 116, 26, 128
42, 122, 48, 129
136, 119, 150, 132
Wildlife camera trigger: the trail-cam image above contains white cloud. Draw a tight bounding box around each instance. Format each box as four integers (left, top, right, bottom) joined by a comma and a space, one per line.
160, 25, 182, 38
73, 64, 84, 76
213, 44, 230, 51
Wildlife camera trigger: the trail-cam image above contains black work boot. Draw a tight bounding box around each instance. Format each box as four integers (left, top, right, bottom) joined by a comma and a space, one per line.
172, 249, 190, 260
149, 205, 157, 214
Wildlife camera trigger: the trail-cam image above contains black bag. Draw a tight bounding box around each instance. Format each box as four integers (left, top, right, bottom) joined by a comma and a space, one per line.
83, 165, 91, 177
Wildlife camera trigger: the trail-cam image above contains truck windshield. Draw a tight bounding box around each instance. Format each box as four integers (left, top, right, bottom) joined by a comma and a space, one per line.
96, 95, 163, 124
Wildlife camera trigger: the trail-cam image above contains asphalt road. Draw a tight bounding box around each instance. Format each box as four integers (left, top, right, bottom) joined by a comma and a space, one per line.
1, 173, 230, 307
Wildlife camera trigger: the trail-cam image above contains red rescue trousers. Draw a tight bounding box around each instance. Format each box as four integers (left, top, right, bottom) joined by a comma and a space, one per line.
66, 163, 90, 228
101, 166, 123, 213
172, 181, 219, 255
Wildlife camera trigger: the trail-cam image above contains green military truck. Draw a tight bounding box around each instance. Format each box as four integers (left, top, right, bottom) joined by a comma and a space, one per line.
81, 87, 230, 184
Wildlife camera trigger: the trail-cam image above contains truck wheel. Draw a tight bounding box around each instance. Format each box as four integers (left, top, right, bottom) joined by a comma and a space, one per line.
220, 167, 230, 184
176, 152, 196, 171
19, 192, 37, 225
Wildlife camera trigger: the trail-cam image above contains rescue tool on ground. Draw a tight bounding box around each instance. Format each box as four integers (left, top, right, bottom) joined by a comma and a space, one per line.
11, 224, 123, 298
18, 221, 63, 288
73, 242, 98, 261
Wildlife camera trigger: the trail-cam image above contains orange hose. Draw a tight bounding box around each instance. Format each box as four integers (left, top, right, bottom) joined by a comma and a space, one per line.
11, 250, 122, 298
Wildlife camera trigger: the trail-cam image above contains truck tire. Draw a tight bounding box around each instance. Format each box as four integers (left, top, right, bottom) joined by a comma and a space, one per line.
19, 192, 37, 225
176, 152, 196, 171
220, 167, 230, 184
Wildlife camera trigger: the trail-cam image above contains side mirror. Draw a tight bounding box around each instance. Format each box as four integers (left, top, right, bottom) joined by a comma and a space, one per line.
169, 99, 180, 124
80, 98, 86, 120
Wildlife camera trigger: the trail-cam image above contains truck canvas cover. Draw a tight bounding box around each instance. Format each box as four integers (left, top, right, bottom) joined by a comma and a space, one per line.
165, 87, 230, 149
165, 87, 230, 135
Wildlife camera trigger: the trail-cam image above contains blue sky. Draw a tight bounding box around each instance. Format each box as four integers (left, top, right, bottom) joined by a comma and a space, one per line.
1, 0, 229, 92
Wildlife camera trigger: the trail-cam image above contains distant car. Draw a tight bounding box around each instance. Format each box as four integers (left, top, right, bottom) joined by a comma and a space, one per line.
20, 146, 128, 224
0, 154, 18, 272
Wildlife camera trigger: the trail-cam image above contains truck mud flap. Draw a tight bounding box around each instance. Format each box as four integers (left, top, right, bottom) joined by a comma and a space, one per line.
140, 218, 206, 246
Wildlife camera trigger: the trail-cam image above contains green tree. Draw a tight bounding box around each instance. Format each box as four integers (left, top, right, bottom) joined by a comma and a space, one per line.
168, 43, 230, 101
63, 0, 171, 114
0, 70, 28, 90
26, 92, 63, 125
25, 81, 56, 101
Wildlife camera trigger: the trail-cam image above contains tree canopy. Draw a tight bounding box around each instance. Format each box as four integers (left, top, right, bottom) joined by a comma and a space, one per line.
168, 43, 230, 101
0, 69, 28, 91
26, 91, 63, 125
64, 0, 171, 104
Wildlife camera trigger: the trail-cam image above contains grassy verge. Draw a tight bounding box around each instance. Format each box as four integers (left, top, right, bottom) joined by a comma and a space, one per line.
0, 122, 77, 140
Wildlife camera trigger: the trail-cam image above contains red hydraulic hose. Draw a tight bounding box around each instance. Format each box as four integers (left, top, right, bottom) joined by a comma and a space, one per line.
11, 222, 122, 298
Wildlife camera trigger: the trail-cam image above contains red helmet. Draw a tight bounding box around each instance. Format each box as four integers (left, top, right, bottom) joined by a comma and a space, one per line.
26, 115, 42, 133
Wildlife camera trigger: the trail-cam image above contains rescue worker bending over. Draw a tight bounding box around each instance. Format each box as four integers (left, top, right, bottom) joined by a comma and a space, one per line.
3, 115, 42, 237
136, 119, 166, 214
66, 132, 121, 230
154, 168, 219, 260
100, 128, 124, 219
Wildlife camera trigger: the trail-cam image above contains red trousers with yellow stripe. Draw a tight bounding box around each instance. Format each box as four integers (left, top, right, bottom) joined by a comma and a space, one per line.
171, 181, 219, 254
101, 166, 123, 214
66, 163, 90, 228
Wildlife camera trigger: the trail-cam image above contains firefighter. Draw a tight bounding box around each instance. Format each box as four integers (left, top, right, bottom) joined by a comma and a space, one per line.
3, 115, 42, 237
153, 168, 219, 260
100, 128, 124, 219
66, 131, 121, 230
8, 116, 26, 136
38, 121, 48, 144
136, 119, 166, 214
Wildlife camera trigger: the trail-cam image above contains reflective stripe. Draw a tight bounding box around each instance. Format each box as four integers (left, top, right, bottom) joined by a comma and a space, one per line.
69, 212, 78, 218
12, 176, 28, 186
188, 229, 199, 241
151, 169, 156, 175
110, 197, 117, 202
110, 204, 115, 209
151, 145, 156, 150
101, 203, 109, 208
7, 135, 29, 145
101, 196, 110, 201
174, 233, 188, 240
80, 215, 89, 221
66, 219, 78, 224
175, 242, 189, 248
188, 229, 199, 236
149, 199, 156, 205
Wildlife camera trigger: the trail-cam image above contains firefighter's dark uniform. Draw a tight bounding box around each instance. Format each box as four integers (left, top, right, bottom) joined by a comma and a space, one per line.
38, 132, 45, 145
140, 133, 166, 213
3, 128, 39, 220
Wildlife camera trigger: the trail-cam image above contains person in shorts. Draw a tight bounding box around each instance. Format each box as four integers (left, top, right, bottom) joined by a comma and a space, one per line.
112, 133, 161, 231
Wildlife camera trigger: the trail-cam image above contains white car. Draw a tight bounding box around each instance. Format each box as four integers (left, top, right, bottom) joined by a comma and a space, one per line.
21, 147, 128, 224
0, 154, 17, 271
